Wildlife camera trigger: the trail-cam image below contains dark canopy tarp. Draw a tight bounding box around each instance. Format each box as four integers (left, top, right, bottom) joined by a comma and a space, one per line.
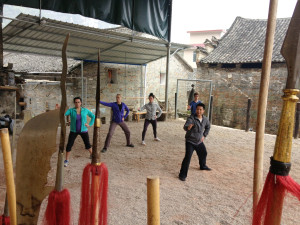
0, 0, 172, 41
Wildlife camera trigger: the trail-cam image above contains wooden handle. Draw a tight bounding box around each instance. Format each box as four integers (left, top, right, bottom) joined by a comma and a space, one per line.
147, 176, 160, 225
0, 128, 17, 225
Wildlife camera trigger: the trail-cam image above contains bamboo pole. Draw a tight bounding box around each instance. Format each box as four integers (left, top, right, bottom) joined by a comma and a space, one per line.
253, 0, 278, 211
147, 176, 160, 225
0, 128, 17, 225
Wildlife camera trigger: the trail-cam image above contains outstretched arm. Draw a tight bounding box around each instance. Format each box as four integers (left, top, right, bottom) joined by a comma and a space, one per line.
100, 101, 114, 107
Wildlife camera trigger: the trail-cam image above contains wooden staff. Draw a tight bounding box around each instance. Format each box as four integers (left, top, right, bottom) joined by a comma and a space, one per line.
0, 128, 17, 225
147, 176, 160, 225
253, 0, 278, 211
92, 49, 101, 164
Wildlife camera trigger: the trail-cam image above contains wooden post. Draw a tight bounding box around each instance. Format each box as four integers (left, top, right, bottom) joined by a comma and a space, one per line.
293, 102, 300, 138
174, 92, 177, 118
246, 98, 252, 132
147, 176, 160, 225
253, 0, 278, 211
0, 128, 17, 225
209, 95, 213, 124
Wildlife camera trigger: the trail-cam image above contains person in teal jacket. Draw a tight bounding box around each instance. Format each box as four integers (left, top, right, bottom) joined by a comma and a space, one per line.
64, 97, 95, 167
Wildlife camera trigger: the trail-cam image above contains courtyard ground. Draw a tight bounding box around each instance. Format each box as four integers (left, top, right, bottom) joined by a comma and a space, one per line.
1, 119, 300, 224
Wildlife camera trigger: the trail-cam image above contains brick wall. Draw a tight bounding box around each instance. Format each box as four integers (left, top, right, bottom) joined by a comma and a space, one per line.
197, 63, 288, 134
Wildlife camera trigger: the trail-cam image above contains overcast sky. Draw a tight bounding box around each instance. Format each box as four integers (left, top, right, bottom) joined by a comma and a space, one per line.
3, 0, 299, 44
171, 0, 298, 43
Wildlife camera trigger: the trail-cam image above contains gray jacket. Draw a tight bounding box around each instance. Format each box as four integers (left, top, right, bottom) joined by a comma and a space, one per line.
184, 114, 210, 145
140, 102, 162, 120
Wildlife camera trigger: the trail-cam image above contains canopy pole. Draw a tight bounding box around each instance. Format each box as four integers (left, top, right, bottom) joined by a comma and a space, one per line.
81, 60, 84, 106
165, 43, 170, 113
253, 0, 278, 211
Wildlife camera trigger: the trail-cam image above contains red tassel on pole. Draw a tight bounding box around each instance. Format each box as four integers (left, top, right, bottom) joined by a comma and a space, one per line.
43, 189, 71, 225
79, 163, 108, 225
253, 172, 300, 225
0, 215, 10, 225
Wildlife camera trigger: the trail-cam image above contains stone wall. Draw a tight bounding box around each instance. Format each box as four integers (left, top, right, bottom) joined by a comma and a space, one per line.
20, 80, 80, 116
0, 90, 16, 117
70, 55, 192, 121
197, 63, 288, 134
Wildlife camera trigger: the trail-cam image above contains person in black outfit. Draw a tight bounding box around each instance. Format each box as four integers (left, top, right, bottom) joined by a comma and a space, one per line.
179, 103, 211, 181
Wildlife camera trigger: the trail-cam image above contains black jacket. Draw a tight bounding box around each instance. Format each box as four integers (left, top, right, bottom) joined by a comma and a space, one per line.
184, 114, 210, 145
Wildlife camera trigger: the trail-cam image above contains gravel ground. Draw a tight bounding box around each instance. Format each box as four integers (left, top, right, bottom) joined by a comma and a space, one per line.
1, 119, 300, 224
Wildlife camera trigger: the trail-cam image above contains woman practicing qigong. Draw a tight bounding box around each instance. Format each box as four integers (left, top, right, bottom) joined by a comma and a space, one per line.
138, 93, 162, 145
64, 97, 95, 167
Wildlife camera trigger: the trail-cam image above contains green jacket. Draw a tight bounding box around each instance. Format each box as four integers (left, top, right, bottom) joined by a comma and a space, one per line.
65, 107, 95, 132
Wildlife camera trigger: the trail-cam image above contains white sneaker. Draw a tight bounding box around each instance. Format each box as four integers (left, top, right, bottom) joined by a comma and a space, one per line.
154, 137, 161, 142
64, 160, 69, 167
141, 141, 146, 145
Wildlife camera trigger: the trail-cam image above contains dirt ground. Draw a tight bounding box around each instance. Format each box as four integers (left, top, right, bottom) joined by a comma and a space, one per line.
1, 119, 300, 224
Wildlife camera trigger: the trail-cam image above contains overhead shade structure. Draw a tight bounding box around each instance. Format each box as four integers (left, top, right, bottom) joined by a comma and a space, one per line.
0, 0, 172, 41
2, 14, 191, 65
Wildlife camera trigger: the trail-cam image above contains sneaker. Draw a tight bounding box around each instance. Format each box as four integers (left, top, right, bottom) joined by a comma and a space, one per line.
141, 141, 146, 145
126, 143, 134, 147
154, 137, 161, 141
101, 148, 107, 153
64, 160, 69, 167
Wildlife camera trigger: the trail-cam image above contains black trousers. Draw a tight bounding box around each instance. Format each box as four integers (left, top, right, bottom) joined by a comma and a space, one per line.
66, 131, 91, 152
142, 119, 157, 141
179, 141, 207, 179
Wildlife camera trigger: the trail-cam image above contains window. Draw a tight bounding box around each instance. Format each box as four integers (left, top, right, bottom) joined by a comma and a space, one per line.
160, 73, 166, 85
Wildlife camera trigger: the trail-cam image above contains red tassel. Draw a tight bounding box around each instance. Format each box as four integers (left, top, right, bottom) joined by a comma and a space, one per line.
0, 215, 10, 225
43, 189, 71, 225
252, 172, 300, 225
79, 163, 108, 225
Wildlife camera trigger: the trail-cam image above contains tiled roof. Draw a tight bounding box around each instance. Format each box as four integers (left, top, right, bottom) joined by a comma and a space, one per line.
200, 17, 290, 64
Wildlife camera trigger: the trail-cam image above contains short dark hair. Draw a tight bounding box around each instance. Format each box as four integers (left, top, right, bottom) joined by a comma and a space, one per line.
73, 97, 82, 103
194, 92, 199, 97
149, 93, 155, 98
196, 103, 205, 109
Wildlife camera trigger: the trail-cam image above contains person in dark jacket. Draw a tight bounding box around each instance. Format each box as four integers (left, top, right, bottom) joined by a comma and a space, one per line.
179, 103, 211, 181
100, 94, 134, 153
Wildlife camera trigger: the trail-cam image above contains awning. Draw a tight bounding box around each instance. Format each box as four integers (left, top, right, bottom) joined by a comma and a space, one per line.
3, 14, 191, 65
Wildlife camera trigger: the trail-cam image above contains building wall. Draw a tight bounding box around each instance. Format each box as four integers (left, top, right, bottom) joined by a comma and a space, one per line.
183, 49, 197, 68
189, 30, 225, 45
197, 63, 288, 134
69, 56, 192, 121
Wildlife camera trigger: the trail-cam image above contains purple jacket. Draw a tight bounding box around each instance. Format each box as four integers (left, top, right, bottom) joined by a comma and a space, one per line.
100, 101, 129, 123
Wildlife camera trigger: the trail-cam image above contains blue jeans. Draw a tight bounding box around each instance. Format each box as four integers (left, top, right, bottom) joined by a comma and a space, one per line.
179, 141, 207, 179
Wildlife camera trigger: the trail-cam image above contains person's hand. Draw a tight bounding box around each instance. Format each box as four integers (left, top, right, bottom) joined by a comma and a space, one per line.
85, 123, 89, 127
187, 124, 194, 130
122, 117, 124, 121
155, 115, 157, 119
137, 107, 140, 111
187, 105, 191, 110
201, 136, 205, 142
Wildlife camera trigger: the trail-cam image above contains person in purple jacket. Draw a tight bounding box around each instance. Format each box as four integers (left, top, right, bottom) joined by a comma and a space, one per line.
100, 94, 134, 153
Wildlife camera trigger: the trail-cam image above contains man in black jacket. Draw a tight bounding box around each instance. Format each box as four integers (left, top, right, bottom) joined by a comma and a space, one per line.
179, 103, 211, 181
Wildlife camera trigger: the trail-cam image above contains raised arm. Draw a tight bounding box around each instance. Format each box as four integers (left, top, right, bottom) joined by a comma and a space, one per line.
99, 101, 114, 107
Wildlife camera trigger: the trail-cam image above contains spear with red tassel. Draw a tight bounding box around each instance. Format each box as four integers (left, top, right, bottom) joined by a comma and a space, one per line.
43, 33, 71, 225
79, 49, 108, 225
252, 1, 300, 224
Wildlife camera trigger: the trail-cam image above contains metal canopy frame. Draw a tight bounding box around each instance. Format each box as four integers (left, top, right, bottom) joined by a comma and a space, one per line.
175, 79, 213, 119
2, 14, 192, 65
